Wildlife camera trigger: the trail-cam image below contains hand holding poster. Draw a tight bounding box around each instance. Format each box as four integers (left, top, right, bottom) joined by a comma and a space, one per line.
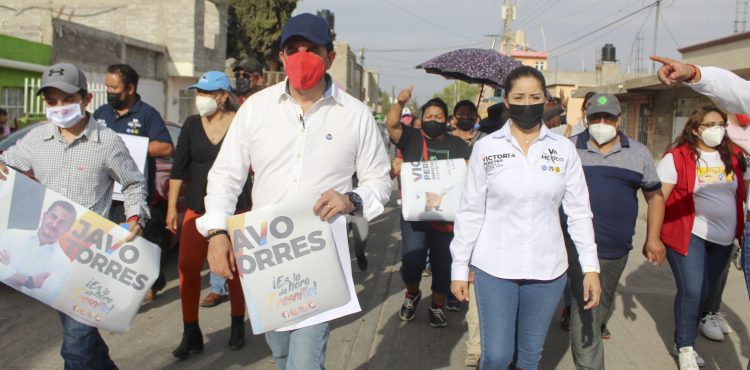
400, 159, 467, 221
227, 193, 354, 334
0, 168, 160, 333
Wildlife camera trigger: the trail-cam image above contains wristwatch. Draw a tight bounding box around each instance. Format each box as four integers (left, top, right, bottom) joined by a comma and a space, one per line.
346, 191, 363, 215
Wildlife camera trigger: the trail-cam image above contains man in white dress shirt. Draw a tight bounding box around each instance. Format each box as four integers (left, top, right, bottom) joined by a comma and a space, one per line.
198, 13, 391, 370
0, 200, 77, 305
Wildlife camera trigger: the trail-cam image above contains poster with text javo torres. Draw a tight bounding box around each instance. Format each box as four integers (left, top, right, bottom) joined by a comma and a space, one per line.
0, 169, 160, 333
227, 193, 352, 334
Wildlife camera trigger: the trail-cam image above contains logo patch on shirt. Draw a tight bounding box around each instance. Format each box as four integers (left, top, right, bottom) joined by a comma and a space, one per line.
76, 165, 85, 172
126, 118, 141, 135
325, 133, 333, 141
541, 147, 565, 164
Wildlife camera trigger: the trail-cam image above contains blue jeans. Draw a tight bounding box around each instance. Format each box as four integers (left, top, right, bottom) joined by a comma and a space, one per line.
265, 322, 329, 370
399, 215, 453, 295
474, 267, 567, 369
666, 234, 732, 348
743, 222, 750, 301
209, 272, 228, 295
58, 312, 117, 370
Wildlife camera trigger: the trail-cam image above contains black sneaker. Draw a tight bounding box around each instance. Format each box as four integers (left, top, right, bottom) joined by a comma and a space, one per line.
429, 303, 448, 328
445, 293, 461, 312
399, 291, 422, 321
355, 253, 368, 271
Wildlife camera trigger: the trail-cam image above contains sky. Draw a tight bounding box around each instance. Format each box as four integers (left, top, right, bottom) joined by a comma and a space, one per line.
294, 0, 742, 104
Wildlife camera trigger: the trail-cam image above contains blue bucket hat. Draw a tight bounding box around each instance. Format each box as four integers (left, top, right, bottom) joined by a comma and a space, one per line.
189, 71, 231, 92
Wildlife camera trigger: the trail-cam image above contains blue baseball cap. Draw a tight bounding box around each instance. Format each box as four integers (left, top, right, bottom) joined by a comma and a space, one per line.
189, 71, 231, 92
280, 13, 333, 48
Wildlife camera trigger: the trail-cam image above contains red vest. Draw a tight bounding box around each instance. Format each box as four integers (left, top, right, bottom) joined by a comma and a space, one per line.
660, 145, 745, 255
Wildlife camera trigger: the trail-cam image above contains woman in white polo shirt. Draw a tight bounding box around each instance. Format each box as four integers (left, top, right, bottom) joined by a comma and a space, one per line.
450, 66, 601, 370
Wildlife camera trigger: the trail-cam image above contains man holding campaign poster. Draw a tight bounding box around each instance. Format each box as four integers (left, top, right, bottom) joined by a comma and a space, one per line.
197, 13, 391, 370
0, 63, 148, 370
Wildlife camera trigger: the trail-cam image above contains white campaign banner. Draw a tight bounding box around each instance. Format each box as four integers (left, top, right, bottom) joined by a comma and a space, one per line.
400, 159, 467, 221
112, 133, 149, 202
227, 193, 358, 334
0, 169, 160, 333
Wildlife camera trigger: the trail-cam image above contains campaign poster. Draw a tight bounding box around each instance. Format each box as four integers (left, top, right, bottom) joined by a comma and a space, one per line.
112, 133, 149, 202
0, 169, 160, 333
227, 193, 352, 334
400, 159, 467, 221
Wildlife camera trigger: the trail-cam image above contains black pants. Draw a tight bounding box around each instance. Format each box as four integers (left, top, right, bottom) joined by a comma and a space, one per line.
109, 200, 167, 291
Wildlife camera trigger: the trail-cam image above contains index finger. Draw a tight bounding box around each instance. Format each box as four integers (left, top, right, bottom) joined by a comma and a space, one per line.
649, 55, 676, 66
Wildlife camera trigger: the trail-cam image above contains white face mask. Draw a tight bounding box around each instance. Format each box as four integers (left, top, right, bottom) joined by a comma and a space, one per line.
195, 96, 218, 117
700, 126, 726, 148
588, 123, 617, 145
46, 103, 84, 128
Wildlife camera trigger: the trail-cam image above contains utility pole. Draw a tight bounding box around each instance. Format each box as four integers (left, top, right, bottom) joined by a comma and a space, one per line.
650, 0, 661, 74
359, 48, 365, 101
735, 0, 748, 34
501, 0, 515, 55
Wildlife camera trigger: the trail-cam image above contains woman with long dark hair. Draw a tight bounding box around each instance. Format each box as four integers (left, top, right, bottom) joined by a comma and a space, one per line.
657, 106, 749, 369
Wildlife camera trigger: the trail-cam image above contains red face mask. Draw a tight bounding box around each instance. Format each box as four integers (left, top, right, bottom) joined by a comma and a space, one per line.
284, 51, 325, 90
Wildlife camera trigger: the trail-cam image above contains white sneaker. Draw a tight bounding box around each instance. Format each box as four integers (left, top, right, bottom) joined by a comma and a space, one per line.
677, 346, 700, 370
716, 312, 732, 334
672, 344, 705, 367
699, 313, 725, 341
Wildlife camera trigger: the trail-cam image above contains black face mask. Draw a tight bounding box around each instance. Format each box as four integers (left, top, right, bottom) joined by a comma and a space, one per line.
456, 119, 476, 131
508, 103, 545, 130
107, 92, 127, 109
234, 77, 250, 95
421, 120, 447, 139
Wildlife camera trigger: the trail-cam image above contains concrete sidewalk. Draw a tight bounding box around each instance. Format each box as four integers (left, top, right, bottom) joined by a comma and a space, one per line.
2, 198, 750, 369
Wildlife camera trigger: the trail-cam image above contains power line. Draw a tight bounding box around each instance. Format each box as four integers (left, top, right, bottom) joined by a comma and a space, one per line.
352, 42, 485, 53
515, 0, 560, 29
548, 1, 658, 53
552, 8, 646, 58
660, 12, 681, 48
381, 0, 480, 42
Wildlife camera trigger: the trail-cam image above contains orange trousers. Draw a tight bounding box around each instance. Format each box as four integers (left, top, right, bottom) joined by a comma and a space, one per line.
178, 209, 245, 322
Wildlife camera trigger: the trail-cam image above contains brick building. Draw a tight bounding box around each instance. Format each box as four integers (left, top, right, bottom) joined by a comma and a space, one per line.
0, 1, 228, 123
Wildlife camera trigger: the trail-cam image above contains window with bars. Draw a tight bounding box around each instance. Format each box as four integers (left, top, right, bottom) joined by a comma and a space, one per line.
1, 87, 24, 127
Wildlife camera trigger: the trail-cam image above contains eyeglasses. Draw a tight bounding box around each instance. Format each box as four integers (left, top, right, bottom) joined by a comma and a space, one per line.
698, 121, 728, 129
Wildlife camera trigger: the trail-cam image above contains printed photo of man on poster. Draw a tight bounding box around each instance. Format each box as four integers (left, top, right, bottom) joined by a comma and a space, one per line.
0, 200, 77, 305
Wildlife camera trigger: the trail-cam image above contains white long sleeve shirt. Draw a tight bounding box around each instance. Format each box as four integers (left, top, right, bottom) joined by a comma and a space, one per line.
450, 122, 600, 281
196, 78, 392, 235
0, 229, 70, 305
690, 66, 750, 115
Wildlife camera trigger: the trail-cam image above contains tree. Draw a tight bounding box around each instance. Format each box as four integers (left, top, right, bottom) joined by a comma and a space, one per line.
227, 0, 298, 71
433, 81, 479, 114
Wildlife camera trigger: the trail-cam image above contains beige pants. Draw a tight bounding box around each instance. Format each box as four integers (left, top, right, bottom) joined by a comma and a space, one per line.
466, 282, 481, 355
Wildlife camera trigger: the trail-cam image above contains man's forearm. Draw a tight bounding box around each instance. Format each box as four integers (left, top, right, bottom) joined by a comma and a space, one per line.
645, 192, 665, 242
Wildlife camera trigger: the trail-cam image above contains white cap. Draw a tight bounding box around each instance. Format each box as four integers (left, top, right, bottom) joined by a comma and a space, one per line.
401, 107, 412, 116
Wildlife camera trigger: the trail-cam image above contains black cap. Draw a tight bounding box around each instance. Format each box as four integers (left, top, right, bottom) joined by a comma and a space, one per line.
280, 13, 333, 48
233, 58, 263, 74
